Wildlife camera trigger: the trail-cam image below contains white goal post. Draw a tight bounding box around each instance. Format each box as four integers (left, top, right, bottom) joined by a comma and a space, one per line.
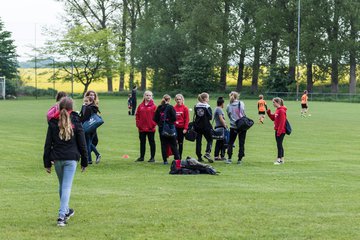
0, 77, 5, 100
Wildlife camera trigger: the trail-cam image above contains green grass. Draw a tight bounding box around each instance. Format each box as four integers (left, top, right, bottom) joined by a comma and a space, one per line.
0, 97, 359, 240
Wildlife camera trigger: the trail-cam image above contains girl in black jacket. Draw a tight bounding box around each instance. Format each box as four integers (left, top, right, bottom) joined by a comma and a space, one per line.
43, 97, 88, 227
154, 94, 180, 164
80, 96, 101, 164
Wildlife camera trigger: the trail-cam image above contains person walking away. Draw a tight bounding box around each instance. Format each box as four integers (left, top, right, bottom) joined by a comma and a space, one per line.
174, 94, 189, 160
82, 90, 101, 163
214, 97, 228, 161
194, 92, 213, 163
43, 97, 88, 227
131, 85, 137, 115
135, 90, 157, 162
79, 96, 101, 164
127, 94, 133, 115
154, 94, 180, 165
301, 90, 310, 117
47, 91, 67, 121
226, 91, 248, 165
267, 97, 287, 165
257, 94, 267, 124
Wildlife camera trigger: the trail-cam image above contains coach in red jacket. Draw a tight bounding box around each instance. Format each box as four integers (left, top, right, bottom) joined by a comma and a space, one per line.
267, 97, 287, 165
135, 90, 157, 163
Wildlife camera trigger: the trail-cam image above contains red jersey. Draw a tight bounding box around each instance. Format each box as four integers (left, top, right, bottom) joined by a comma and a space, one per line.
173, 104, 190, 130
135, 99, 157, 132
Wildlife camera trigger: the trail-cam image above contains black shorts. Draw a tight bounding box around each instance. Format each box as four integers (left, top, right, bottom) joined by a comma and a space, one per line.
258, 111, 265, 115
301, 104, 308, 109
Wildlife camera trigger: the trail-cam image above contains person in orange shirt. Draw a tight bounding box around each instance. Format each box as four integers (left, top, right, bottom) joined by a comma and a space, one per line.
257, 94, 267, 124
301, 90, 310, 117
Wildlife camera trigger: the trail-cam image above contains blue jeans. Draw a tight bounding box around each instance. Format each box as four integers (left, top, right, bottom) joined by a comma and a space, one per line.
86, 132, 96, 163
54, 160, 77, 218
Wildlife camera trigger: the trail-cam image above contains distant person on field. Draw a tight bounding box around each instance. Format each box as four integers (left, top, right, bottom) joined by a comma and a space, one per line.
79, 95, 101, 164
213, 97, 228, 161
154, 94, 180, 165
174, 94, 189, 159
267, 97, 287, 165
127, 94, 133, 115
131, 85, 137, 115
47, 91, 67, 121
301, 90, 309, 117
226, 91, 248, 165
194, 92, 214, 163
81, 90, 101, 164
135, 90, 157, 162
43, 97, 88, 227
257, 94, 267, 124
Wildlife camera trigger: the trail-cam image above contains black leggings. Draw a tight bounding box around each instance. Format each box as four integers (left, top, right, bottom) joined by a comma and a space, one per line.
195, 128, 213, 159
275, 132, 285, 158
160, 134, 180, 161
176, 128, 185, 159
139, 132, 155, 159
227, 128, 247, 161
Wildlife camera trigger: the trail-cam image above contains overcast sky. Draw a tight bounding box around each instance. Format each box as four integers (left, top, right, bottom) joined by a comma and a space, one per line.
0, 0, 64, 61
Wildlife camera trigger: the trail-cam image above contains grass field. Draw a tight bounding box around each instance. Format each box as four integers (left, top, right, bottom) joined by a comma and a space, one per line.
0, 97, 359, 240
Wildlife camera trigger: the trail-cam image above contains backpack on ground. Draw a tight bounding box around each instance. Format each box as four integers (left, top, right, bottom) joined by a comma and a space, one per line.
169, 157, 219, 175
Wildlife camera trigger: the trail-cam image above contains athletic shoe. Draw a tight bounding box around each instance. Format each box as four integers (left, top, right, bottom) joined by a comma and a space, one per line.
225, 159, 232, 164
57, 218, 67, 227
204, 153, 214, 163
95, 154, 101, 164
274, 160, 284, 165
148, 158, 155, 163
135, 157, 144, 162
65, 208, 75, 220
237, 160, 242, 165
221, 157, 227, 161
88, 161, 93, 165
198, 158, 204, 162
163, 161, 168, 165
214, 157, 222, 161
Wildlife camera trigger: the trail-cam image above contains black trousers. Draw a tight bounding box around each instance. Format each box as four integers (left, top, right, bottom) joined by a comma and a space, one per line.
159, 133, 180, 162
227, 128, 247, 161
195, 128, 213, 159
176, 128, 185, 159
275, 132, 285, 158
139, 132, 155, 159
131, 100, 137, 115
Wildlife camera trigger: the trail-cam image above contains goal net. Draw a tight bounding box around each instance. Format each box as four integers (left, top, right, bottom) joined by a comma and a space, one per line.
0, 77, 5, 100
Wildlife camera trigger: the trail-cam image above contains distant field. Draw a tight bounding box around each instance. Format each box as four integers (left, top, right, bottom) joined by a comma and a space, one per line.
0, 97, 359, 239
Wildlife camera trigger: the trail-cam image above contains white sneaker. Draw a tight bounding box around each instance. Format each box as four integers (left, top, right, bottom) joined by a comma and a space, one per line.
225, 159, 232, 164
96, 154, 101, 164
274, 160, 284, 165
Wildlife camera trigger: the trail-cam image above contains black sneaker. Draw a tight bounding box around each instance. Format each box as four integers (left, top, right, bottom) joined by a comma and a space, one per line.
148, 158, 155, 163
198, 158, 204, 162
237, 160, 242, 165
88, 161, 93, 165
135, 157, 144, 162
65, 208, 75, 220
163, 161, 169, 165
204, 153, 214, 163
57, 217, 67, 227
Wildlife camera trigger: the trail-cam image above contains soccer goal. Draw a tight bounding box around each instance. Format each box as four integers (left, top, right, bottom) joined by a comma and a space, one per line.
0, 77, 5, 100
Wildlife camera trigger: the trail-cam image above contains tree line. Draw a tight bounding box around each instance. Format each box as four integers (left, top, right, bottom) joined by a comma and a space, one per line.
2, 1, 360, 95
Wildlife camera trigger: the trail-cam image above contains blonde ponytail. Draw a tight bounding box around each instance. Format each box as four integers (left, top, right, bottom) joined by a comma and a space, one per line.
58, 97, 74, 141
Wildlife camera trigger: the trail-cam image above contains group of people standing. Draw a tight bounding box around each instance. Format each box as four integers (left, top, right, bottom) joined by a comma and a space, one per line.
134, 91, 290, 166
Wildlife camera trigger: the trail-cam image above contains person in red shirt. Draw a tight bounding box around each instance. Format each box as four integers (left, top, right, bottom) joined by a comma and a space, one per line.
267, 97, 287, 165
257, 94, 267, 124
174, 94, 190, 159
135, 91, 157, 162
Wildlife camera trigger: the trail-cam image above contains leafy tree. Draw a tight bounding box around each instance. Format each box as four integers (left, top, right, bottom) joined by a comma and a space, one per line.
263, 65, 294, 92
45, 26, 114, 95
0, 18, 18, 95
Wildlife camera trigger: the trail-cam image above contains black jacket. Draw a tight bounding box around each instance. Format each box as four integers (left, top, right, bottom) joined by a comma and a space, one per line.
79, 104, 99, 123
43, 112, 88, 168
194, 102, 212, 131
153, 104, 177, 130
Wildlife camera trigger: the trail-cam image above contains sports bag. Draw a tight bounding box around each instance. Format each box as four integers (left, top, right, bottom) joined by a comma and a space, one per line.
211, 127, 225, 140
82, 113, 104, 133
234, 101, 254, 131
285, 119, 292, 135
169, 157, 219, 175
161, 106, 177, 138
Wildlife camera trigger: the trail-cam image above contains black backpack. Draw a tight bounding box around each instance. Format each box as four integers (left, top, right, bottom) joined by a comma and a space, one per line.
169, 157, 218, 175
